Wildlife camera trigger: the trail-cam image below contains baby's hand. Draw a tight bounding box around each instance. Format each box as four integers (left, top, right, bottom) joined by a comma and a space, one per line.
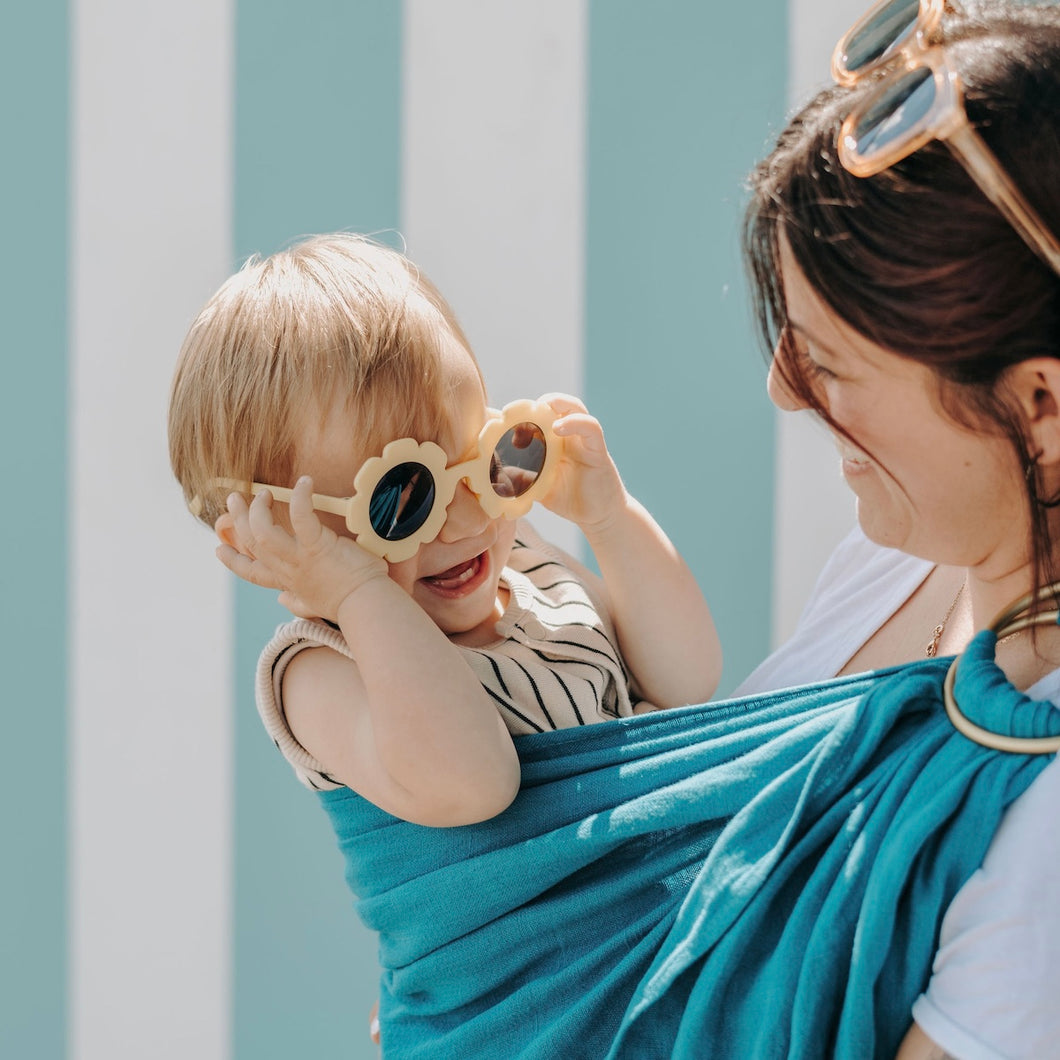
538, 394, 628, 536
216, 477, 388, 621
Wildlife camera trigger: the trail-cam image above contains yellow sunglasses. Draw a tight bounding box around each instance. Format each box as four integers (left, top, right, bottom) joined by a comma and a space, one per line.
832, 0, 1060, 276
207, 398, 560, 563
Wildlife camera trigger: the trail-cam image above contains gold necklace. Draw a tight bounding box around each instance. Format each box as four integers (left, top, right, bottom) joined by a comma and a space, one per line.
926, 581, 966, 658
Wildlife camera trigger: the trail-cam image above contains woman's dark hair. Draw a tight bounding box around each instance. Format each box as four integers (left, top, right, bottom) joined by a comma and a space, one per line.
744, 0, 1060, 596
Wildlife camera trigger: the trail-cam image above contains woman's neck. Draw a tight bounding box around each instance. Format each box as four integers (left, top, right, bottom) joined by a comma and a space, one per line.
940, 564, 1060, 691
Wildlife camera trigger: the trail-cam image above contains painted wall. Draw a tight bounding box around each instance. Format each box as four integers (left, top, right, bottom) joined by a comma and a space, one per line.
5, 6, 69, 1058
2, 1, 863, 1057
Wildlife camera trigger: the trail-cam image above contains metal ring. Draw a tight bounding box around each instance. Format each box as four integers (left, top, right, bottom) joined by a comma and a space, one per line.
942, 582, 1060, 753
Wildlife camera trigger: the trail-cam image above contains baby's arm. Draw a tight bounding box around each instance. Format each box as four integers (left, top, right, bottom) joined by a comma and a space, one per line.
218, 481, 520, 826
540, 396, 721, 708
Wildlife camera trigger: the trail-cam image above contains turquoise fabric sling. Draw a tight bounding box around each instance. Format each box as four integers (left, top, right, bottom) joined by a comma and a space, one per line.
316, 630, 1059, 1059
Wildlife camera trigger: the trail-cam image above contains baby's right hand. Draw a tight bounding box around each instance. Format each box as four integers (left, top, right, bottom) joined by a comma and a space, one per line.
535, 394, 629, 537
216, 477, 388, 622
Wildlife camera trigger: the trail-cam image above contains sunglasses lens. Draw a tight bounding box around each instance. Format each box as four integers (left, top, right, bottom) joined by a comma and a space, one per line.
847, 65, 935, 165
490, 422, 548, 499
840, 0, 921, 76
369, 462, 436, 541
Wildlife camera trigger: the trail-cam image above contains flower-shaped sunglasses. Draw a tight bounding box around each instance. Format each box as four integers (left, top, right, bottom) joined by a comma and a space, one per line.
210, 397, 560, 562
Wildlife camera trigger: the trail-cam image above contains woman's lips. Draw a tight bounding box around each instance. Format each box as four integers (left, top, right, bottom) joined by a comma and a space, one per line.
836, 439, 872, 476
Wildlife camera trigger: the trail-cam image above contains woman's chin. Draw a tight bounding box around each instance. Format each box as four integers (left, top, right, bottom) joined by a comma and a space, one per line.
855, 502, 911, 554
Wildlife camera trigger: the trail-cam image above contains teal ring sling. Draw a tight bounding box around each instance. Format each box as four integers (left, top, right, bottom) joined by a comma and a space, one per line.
317, 629, 1058, 1058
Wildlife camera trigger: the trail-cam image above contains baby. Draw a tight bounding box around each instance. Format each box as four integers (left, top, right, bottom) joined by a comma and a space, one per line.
169, 233, 721, 825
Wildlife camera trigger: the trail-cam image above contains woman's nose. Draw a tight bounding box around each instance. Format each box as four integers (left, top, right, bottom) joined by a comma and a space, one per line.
438, 479, 491, 542
767, 353, 807, 412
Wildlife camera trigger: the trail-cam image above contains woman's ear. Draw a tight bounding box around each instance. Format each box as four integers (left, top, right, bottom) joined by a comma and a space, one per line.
1008, 358, 1060, 467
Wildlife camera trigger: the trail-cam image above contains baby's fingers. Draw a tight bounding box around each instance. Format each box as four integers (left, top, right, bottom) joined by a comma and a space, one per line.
217, 490, 265, 560
233, 488, 304, 568
246, 487, 303, 553
245, 486, 279, 536
539, 392, 587, 416
551, 410, 608, 454
215, 541, 286, 590
287, 476, 327, 546
539, 394, 607, 451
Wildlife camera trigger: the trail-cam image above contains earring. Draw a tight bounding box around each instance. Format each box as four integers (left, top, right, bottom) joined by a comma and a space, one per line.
1026, 451, 1060, 509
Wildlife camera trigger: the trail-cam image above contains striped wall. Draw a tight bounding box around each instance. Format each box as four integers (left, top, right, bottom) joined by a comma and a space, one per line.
2, 2, 862, 1057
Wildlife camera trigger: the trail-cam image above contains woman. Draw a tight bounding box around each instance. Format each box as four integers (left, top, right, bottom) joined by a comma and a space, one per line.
739, 0, 1060, 1055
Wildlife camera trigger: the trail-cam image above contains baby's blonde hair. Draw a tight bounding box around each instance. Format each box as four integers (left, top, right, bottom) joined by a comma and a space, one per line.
169, 233, 481, 527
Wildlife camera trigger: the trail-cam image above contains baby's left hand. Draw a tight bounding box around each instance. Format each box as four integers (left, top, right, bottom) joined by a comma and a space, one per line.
538, 394, 628, 535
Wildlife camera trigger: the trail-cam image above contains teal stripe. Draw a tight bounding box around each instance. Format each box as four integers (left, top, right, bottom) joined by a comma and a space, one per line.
586, 0, 788, 693
1, 3, 68, 1057
233, 3, 402, 1057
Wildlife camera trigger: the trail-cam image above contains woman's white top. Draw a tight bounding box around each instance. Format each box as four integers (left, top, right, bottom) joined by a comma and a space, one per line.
734, 527, 1060, 1060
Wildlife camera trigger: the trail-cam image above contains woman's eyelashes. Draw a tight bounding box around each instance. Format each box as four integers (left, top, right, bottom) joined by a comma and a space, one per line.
781, 325, 837, 382
791, 337, 838, 381
805, 354, 837, 380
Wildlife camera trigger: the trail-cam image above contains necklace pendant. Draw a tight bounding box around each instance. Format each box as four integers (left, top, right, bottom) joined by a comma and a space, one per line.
925, 581, 965, 658
926, 624, 945, 658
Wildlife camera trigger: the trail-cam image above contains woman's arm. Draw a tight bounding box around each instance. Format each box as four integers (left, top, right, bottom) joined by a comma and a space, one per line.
895, 1023, 956, 1060
542, 395, 722, 707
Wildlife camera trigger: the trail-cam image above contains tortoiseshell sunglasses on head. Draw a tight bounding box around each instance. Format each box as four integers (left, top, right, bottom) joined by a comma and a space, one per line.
832, 0, 1060, 276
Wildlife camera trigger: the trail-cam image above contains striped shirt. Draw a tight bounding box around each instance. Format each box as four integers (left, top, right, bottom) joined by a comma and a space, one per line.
256, 526, 645, 791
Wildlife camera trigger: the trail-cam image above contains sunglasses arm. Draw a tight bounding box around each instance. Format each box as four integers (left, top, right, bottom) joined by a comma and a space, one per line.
214, 478, 354, 523
947, 124, 1060, 277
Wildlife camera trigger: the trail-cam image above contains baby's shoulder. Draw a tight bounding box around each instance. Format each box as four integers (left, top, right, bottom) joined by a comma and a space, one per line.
256, 618, 355, 792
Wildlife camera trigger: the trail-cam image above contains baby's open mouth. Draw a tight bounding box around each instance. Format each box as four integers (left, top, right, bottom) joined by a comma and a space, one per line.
424, 554, 483, 590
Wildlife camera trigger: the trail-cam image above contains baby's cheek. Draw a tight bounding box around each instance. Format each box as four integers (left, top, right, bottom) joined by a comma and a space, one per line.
493, 517, 519, 565
384, 554, 420, 598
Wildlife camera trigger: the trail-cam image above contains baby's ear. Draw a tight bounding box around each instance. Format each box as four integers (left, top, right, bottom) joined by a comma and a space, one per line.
214, 511, 237, 549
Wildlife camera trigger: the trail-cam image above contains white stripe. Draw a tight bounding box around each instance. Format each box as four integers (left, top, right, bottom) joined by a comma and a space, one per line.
401, 0, 588, 556
70, 1, 233, 1056
788, 0, 868, 108
771, 0, 866, 646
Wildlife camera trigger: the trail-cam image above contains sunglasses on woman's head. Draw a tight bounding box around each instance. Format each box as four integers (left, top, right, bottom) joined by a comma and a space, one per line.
832, 0, 1060, 276
208, 398, 560, 563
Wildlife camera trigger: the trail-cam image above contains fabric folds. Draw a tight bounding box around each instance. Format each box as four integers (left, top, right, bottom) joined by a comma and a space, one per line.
317, 641, 1058, 1059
